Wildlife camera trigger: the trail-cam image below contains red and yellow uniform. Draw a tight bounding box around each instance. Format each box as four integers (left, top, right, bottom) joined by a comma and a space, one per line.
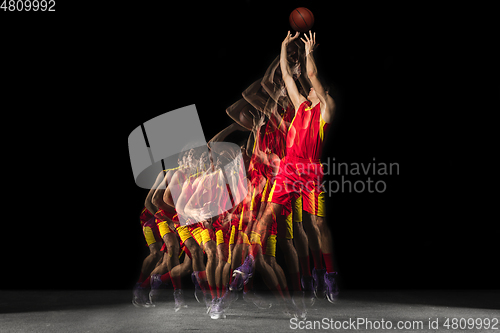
140, 207, 162, 246
269, 101, 329, 217
154, 208, 178, 238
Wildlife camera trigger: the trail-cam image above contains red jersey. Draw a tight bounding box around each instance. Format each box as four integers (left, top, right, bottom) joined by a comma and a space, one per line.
286, 101, 329, 161
259, 106, 293, 159
139, 207, 154, 225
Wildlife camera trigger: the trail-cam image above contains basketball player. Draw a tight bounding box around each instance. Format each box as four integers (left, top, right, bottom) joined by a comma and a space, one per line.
132, 206, 163, 308
222, 113, 306, 319
236, 31, 339, 304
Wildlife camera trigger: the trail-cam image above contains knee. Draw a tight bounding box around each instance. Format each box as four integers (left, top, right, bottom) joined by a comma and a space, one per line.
316, 217, 329, 232
183, 260, 193, 275
166, 244, 179, 257
187, 243, 203, 261
264, 255, 273, 267
254, 254, 266, 272
192, 248, 203, 261
205, 242, 216, 260
294, 221, 305, 234
150, 249, 161, 261
149, 242, 162, 258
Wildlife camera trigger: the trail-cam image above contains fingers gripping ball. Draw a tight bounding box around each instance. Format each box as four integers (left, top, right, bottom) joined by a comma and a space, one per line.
289, 7, 314, 32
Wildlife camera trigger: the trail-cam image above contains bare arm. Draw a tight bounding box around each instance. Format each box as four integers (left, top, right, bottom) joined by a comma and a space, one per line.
152, 171, 177, 215
144, 171, 165, 215
301, 31, 336, 123
208, 122, 247, 147
175, 180, 193, 220
184, 175, 208, 221
247, 111, 267, 159
280, 31, 307, 112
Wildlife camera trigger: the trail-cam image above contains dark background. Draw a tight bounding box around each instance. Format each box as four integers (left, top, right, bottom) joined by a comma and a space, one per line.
1, 1, 497, 290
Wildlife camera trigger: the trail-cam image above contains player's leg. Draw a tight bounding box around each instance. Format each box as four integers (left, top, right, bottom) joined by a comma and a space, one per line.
132, 219, 163, 308
219, 219, 241, 312
289, 195, 315, 305
172, 226, 204, 311
139, 238, 162, 284
202, 233, 218, 306
293, 217, 316, 306
163, 231, 180, 272
188, 226, 212, 312
300, 172, 325, 299
264, 239, 304, 319
210, 230, 229, 320
303, 184, 339, 302
302, 209, 325, 299
147, 222, 182, 297
215, 236, 228, 299
229, 205, 252, 291
245, 203, 294, 305
250, 229, 299, 318
276, 212, 301, 297
224, 225, 236, 289
231, 201, 276, 292
132, 241, 162, 308
313, 214, 339, 303
149, 244, 193, 305
230, 242, 244, 275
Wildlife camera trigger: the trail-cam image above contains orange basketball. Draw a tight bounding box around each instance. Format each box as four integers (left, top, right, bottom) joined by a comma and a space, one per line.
289, 7, 314, 32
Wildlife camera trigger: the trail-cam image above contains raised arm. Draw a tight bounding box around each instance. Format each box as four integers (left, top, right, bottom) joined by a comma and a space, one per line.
280, 31, 307, 112
184, 174, 209, 221
144, 171, 165, 215
151, 171, 177, 215
208, 122, 247, 147
301, 31, 336, 123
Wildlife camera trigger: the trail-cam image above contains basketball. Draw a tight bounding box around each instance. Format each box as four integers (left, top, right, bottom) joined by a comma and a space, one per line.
289, 7, 314, 32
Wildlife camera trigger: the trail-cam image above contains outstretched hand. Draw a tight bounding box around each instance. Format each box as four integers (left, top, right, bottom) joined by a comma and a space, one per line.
300, 30, 318, 55
282, 30, 300, 46
252, 111, 266, 131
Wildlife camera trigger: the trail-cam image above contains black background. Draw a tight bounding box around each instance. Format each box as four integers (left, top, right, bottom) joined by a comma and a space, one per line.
1, 1, 498, 290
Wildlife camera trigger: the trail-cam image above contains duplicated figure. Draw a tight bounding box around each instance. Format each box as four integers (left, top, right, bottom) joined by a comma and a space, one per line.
132, 30, 339, 320
233, 30, 339, 305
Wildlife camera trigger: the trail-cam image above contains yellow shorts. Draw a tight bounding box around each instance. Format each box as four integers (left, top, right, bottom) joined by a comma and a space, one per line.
143, 226, 160, 246
229, 225, 236, 246
191, 226, 203, 245
157, 220, 172, 238
177, 225, 203, 245
216, 229, 224, 246
250, 231, 261, 246
302, 190, 325, 218
227, 225, 238, 265
240, 232, 251, 245
201, 228, 213, 245
281, 195, 302, 239
265, 234, 277, 257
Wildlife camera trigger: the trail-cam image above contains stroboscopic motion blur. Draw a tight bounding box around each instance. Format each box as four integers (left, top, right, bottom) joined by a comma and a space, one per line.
130, 30, 340, 321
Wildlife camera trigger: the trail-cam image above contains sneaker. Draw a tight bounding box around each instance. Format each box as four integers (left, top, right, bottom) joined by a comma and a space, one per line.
132, 283, 154, 308
230, 255, 255, 291
301, 275, 316, 307
282, 298, 299, 319
324, 272, 340, 303
220, 286, 238, 310
173, 289, 188, 312
204, 292, 213, 314
191, 272, 203, 303
243, 290, 272, 309
210, 298, 226, 319
149, 274, 162, 305
292, 292, 307, 321
312, 268, 326, 299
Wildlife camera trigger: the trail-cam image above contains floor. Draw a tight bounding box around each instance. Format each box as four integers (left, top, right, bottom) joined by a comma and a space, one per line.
1, 289, 499, 332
